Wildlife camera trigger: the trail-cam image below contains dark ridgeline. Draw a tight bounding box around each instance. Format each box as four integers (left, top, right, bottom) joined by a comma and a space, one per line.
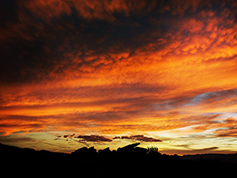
1, 143, 236, 177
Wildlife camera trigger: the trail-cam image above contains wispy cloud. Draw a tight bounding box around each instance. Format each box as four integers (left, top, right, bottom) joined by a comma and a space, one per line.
56, 134, 161, 144
113, 135, 162, 142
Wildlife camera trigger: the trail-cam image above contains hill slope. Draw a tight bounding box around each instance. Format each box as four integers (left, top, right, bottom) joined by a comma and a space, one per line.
1, 143, 236, 177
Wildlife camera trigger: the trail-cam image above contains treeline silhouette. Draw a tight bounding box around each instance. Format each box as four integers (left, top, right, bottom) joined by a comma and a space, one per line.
1, 143, 236, 177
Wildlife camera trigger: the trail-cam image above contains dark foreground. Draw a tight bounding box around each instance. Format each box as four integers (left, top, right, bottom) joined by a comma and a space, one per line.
1, 143, 236, 177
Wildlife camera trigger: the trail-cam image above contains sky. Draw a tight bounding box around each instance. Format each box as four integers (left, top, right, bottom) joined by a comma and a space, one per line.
0, 0, 237, 155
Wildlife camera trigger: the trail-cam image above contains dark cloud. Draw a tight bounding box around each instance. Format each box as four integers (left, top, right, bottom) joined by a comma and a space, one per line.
113, 135, 162, 142
57, 134, 112, 142
0, 0, 159, 84
63, 133, 75, 138
1, 0, 236, 85
76, 135, 112, 142
57, 134, 162, 143
199, 146, 219, 151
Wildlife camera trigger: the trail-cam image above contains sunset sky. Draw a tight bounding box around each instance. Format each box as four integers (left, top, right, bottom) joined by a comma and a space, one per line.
1, 0, 237, 155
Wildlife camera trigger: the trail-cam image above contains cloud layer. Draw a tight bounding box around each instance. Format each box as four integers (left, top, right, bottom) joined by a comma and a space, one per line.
56, 134, 162, 143
0, 0, 237, 154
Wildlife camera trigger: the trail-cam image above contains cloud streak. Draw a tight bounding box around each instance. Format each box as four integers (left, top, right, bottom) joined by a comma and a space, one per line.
113, 135, 162, 142
57, 134, 162, 143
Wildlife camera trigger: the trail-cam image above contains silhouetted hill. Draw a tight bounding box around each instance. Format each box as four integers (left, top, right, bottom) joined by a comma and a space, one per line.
1, 143, 236, 177
181, 153, 237, 163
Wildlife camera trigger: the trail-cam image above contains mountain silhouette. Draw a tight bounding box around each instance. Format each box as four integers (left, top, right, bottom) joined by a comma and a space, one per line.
1, 143, 236, 177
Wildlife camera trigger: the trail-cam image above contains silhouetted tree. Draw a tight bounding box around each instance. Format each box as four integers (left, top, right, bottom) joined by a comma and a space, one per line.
147, 146, 159, 154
